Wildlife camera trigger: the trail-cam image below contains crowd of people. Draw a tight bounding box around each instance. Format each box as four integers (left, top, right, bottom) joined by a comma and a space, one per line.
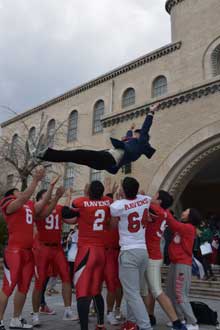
1, 104, 220, 330
0, 165, 213, 330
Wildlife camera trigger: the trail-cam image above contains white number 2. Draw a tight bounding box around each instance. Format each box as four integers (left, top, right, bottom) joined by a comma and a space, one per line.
93, 210, 105, 231
25, 208, 33, 224
45, 214, 59, 230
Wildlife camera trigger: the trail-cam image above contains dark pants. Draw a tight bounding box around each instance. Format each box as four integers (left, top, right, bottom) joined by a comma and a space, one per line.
40, 277, 50, 306
40, 148, 116, 170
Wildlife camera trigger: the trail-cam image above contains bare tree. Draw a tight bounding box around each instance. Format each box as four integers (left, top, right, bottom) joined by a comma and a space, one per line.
0, 108, 68, 191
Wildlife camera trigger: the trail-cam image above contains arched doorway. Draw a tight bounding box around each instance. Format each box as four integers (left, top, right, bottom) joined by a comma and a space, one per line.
179, 150, 220, 216
148, 120, 220, 216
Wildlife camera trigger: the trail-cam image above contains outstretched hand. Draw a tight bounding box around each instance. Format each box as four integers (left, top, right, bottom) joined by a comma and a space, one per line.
34, 166, 45, 182
55, 186, 65, 199
50, 175, 60, 186
149, 103, 160, 113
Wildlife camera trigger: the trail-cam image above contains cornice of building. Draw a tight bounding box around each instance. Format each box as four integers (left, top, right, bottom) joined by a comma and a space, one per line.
102, 79, 220, 127
1, 41, 182, 128
165, 0, 186, 14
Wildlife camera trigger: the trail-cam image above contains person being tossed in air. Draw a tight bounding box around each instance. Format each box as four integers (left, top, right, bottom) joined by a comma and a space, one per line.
37, 103, 159, 174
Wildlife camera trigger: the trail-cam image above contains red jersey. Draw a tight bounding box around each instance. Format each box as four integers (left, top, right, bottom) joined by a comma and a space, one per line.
73, 196, 112, 247
146, 203, 168, 260
36, 205, 63, 244
103, 228, 120, 249
0, 196, 34, 249
167, 211, 196, 266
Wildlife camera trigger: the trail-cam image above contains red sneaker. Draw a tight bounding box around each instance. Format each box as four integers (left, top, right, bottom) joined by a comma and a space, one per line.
121, 321, 138, 330
39, 305, 56, 315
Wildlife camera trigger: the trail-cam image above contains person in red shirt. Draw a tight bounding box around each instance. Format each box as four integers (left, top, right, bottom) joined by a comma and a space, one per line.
103, 227, 122, 325
166, 208, 202, 330
0, 167, 49, 330
32, 187, 79, 326
73, 180, 112, 330
143, 191, 186, 330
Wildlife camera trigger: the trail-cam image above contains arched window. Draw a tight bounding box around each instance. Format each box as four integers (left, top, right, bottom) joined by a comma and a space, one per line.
64, 163, 75, 188
67, 111, 78, 142
152, 76, 167, 98
211, 45, 220, 76
28, 127, 36, 142
93, 100, 104, 134
11, 134, 19, 151
122, 88, 135, 108
47, 119, 56, 147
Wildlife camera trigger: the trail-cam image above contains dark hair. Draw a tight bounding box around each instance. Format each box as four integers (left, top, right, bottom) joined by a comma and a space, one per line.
188, 208, 202, 227
134, 129, 141, 134
122, 177, 139, 199
36, 189, 47, 202
89, 181, 104, 200
158, 190, 173, 209
4, 188, 18, 198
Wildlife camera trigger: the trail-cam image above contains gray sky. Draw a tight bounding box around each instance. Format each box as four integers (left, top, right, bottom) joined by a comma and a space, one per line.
0, 0, 170, 123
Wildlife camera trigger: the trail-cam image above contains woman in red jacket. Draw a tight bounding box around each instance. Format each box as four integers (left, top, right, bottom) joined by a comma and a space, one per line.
166, 208, 202, 330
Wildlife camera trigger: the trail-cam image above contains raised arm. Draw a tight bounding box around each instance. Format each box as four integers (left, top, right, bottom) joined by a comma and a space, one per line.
166, 211, 190, 236
37, 186, 65, 219
35, 175, 60, 216
139, 103, 159, 142
6, 167, 45, 215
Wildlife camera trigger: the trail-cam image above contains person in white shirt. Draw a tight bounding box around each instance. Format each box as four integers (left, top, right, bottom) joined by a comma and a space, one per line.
67, 226, 79, 289
110, 177, 152, 330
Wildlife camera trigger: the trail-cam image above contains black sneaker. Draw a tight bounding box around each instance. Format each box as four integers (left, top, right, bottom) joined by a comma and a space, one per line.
149, 315, 156, 326
0, 321, 6, 330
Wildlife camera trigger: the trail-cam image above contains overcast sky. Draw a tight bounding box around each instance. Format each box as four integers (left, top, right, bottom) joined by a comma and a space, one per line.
0, 0, 170, 123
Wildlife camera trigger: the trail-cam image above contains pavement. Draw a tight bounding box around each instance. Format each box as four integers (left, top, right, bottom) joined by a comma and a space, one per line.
1, 281, 219, 330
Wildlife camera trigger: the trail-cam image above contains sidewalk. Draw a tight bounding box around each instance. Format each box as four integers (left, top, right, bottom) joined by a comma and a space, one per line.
1, 281, 219, 330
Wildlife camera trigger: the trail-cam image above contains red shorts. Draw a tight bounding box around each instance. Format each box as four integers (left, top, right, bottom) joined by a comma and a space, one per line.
104, 248, 121, 293
74, 246, 105, 299
2, 248, 34, 297
34, 243, 70, 290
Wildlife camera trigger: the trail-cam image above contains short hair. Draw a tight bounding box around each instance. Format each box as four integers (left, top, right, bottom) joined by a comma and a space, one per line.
134, 129, 141, 134
122, 177, 139, 199
89, 181, 104, 200
188, 208, 202, 227
4, 188, 18, 198
36, 189, 47, 202
158, 190, 173, 209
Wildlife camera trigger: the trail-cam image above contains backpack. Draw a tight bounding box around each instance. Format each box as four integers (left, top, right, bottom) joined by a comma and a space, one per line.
190, 301, 219, 326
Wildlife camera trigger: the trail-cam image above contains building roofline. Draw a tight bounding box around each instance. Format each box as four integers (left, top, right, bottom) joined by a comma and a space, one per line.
165, 0, 185, 14
102, 78, 220, 127
1, 41, 182, 128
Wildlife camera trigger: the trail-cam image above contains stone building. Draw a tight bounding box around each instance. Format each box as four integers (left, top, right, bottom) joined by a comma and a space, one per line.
1, 0, 220, 215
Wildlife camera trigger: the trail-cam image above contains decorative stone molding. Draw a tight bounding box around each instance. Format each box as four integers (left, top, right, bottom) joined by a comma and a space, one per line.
168, 144, 220, 197
102, 79, 220, 128
1, 41, 182, 128
165, 0, 186, 14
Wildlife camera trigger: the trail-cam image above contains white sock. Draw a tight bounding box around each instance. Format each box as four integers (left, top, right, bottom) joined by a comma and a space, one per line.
33, 313, 39, 318
65, 306, 71, 312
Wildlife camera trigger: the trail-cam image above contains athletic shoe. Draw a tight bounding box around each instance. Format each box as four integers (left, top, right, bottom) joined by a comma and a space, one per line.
9, 318, 33, 329
216, 323, 220, 330
0, 321, 6, 330
149, 315, 156, 326
186, 325, 199, 330
107, 312, 120, 325
63, 309, 79, 321
121, 321, 138, 330
49, 289, 59, 295
172, 324, 187, 330
167, 321, 186, 327
32, 314, 41, 328
115, 308, 125, 321
39, 305, 56, 315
